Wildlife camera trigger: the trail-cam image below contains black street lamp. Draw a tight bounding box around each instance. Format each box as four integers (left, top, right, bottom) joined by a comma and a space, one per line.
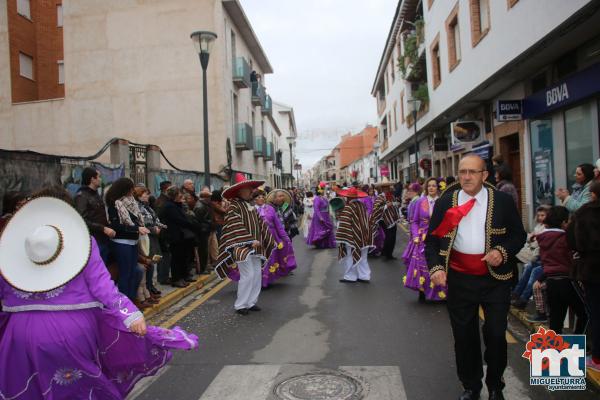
407, 98, 422, 180
288, 137, 295, 186
191, 30, 217, 188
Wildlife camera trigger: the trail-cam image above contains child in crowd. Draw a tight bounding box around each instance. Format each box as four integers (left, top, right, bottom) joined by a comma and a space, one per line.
511, 205, 551, 309
535, 206, 587, 334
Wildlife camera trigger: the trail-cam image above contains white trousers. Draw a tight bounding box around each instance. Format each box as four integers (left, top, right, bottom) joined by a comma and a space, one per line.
235, 255, 262, 310
342, 244, 371, 281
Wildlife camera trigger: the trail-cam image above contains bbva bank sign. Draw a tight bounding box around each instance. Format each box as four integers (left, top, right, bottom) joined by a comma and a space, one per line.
523, 62, 600, 119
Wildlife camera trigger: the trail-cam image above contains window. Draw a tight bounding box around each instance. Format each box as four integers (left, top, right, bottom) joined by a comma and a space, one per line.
565, 103, 596, 189
19, 52, 34, 80
470, 0, 490, 47
507, 0, 519, 8
400, 91, 405, 123
57, 5, 63, 27
57, 61, 64, 84
430, 34, 441, 88
390, 59, 395, 82
446, 4, 461, 71
393, 102, 398, 132
17, 0, 31, 20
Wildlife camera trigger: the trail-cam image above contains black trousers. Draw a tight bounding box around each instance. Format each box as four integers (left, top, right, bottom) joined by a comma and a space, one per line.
584, 282, 600, 359
382, 225, 397, 258
447, 268, 511, 392
546, 278, 587, 334
197, 233, 209, 273
170, 240, 193, 282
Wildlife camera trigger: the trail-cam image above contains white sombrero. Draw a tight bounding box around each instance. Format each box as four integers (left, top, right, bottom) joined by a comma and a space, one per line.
0, 197, 91, 293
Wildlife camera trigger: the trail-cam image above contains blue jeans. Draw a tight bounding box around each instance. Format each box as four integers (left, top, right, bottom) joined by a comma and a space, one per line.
97, 240, 112, 266
112, 242, 141, 300
513, 261, 542, 301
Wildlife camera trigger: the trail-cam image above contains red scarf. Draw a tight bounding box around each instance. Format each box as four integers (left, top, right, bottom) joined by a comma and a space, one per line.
431, 198, 476, 237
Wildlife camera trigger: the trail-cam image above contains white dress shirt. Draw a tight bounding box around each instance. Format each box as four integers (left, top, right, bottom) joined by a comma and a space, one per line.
452, 187, 488, 254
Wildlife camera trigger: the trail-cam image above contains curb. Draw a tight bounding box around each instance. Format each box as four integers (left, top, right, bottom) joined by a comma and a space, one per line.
143, 273, 218, 320
509, 306, 600, 389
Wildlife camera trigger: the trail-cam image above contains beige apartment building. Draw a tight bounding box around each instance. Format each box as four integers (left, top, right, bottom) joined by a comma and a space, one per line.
0, 0, 293, 184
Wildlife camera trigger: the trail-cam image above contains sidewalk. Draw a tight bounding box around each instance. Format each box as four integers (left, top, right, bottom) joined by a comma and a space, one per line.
143, 272, 218, 320
509, 306, 600, 389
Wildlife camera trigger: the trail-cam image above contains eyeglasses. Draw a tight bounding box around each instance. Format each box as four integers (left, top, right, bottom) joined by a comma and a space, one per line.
458, 169, 485, 176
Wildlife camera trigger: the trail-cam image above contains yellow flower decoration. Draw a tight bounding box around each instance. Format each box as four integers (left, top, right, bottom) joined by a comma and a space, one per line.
413, 237, 420, 243
413, 269, 417, 278
402, 276, 407, 285
277, 242, 284, 250
438, 291, 446, 299
421, 233, 427, 242
430, 281, 435, 289
269, 262, 280, 273
232, 264, 238, 269
440, 181, 447, 191
419, 276, 425, 286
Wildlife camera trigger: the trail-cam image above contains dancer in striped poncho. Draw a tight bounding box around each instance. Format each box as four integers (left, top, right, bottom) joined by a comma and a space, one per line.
215, 174, 275, 315
336, 187, 384, 283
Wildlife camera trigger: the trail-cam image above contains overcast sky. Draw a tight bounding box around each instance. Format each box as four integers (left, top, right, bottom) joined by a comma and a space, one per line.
240, 0, 398, 170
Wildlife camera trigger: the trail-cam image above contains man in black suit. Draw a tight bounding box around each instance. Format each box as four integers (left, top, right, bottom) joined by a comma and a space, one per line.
425, 155, 526, 400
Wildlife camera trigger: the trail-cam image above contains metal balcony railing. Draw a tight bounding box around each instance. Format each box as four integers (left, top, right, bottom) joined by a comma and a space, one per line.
254, 136, 266, 158
251, 81, 266, 107
235, 123, 254, 150
265, 142, 274, 161
232, 57, 251, 88
262, 94, 272, 116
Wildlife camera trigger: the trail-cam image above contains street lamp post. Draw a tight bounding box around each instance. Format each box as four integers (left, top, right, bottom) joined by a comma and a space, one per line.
407, 99, 422, 180
191, 30, 217, 188
373, 142, 380, 183
288, 137, 295, 186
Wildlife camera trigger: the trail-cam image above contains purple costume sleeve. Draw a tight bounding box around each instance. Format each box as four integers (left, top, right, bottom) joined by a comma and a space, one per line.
84, 238, 143, 329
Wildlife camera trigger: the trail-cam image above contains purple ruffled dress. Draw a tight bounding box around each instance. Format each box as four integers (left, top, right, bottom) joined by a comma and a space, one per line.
0, 238, 198, 400
360, 196, 385, 255
306, 196, 336, 249
256, 204, 297, 286
401, 197, 420, 265
402, 196, 447, 300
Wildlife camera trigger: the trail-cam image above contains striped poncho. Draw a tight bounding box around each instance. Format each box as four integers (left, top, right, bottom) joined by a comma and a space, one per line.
215, 198, 275, 280
374, 194, 401, 229
336, 200, 381, 265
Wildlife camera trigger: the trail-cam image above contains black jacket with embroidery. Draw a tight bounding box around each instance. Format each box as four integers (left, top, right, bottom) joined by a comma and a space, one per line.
424, 182, 527, 282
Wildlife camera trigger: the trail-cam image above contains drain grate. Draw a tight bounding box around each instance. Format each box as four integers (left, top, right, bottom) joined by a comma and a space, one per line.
273, 370, 364, 400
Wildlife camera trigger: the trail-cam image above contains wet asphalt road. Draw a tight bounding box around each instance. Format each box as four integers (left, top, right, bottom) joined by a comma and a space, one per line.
133, 229, 598, 400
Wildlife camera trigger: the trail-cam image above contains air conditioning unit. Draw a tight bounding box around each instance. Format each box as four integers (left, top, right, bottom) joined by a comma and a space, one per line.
451, 121, 484, 145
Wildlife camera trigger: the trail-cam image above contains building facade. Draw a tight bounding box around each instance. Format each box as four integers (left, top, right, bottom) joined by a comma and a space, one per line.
373, 0, 600, 225
0, 0, 295, 187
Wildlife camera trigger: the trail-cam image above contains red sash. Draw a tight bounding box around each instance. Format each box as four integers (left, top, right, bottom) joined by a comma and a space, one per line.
431, 198, 476, 237
450, 250, 487, 276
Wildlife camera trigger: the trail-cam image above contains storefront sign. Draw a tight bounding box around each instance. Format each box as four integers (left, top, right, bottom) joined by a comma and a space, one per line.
471, 142, 493, 160
523, 62, 600, 118
379, 164, 390, 177
496, 100, 522, 121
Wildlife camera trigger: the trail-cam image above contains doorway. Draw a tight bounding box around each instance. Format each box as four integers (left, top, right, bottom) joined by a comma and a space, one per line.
499, 133, 522, 208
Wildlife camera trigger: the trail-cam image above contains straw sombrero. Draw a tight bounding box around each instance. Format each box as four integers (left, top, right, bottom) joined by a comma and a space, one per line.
375, 176, 394, 188
338, 187, 368, 199
222, 172, 264, 200
0, 197, 91, 293
266, 189, 292, 206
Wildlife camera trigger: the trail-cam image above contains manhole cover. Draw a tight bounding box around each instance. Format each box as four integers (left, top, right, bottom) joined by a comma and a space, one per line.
273, 371, 364, 400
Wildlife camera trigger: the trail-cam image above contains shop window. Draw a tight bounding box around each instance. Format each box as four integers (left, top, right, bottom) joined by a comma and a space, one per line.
530, 119, 554, 208
565, 103, 595, 189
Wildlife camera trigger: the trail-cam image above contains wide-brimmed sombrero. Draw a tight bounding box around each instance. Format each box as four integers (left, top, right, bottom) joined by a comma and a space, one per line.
0, 196, 91, 293
338, 187, 368, 199
222, 172, 264, 200
266, 189, 292, 206
375, 176, 394, 188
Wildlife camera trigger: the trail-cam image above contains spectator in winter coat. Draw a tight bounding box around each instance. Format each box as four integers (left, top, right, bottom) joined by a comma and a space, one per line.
536, 206, 587, 334
556, 163, 594, 213
495, 164, 519, 209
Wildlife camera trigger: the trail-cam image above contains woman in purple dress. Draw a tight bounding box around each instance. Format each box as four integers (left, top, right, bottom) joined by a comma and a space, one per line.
0, 193, 198, 400
306, 188, 336, 249
403, 178, 447, 302
255, 191, 296, 286
401, 183, 422, 265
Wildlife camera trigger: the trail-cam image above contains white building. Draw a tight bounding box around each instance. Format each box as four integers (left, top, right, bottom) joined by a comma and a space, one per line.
0, 0, 295, 186
373, 0, 600, 224
272, 101, 297, 188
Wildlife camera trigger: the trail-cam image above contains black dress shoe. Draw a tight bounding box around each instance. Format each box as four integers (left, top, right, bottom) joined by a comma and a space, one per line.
357, 279, 370, 283
488, 390, 504, 400
248, 305, 261, 311
184, 277, 196, 283
235, 308, 249, 315
459, 389, 480, 400
339, 279, 356, 283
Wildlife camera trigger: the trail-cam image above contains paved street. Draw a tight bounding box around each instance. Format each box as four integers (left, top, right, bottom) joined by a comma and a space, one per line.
132, 232, 599, 400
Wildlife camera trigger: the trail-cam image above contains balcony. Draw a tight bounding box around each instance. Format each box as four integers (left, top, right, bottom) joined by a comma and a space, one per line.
232, 57, 251, 88
251, 81, 266, 107
262, 94, 272, 116
265, 142, 274, 161
254, 136, 266, 158
235, 123, 254, 150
